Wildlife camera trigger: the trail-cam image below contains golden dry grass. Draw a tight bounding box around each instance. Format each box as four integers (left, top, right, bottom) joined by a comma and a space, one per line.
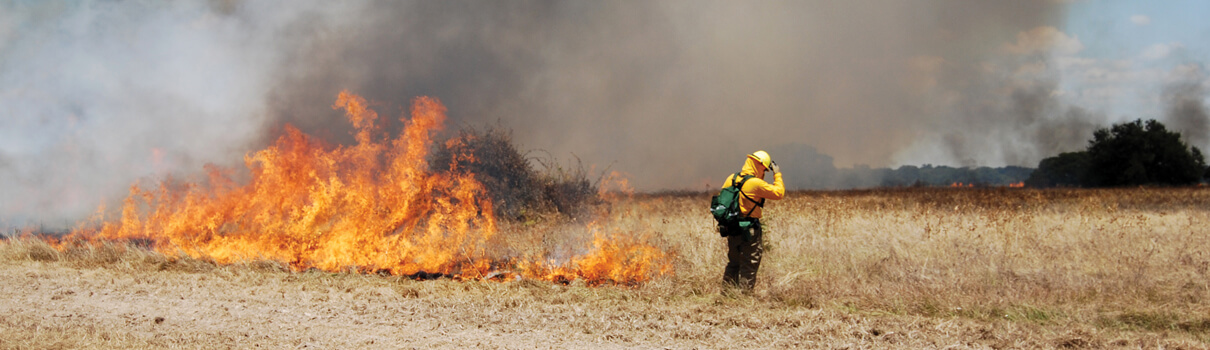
2, 187, 1209, 349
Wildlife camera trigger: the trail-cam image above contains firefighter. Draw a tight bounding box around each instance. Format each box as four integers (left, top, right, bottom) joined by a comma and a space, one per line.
720, 150, 785, 292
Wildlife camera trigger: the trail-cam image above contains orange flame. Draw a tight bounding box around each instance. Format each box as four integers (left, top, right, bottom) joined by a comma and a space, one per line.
65, 91, 670, 285
597, 171, 634, 202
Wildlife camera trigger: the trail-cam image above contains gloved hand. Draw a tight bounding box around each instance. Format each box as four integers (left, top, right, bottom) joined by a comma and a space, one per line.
769, 162, 780, 174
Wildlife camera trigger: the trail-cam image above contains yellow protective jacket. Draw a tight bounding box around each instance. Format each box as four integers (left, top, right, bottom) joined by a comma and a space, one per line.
720, 156, 785, 219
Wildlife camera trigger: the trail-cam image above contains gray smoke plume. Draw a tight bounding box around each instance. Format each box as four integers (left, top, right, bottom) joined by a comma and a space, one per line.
924, 79, 1101, 169
1162, 65, 1209, 149
894, 23, 1104, 169
3, 1, 1117, 228
263, 1, 1071, 189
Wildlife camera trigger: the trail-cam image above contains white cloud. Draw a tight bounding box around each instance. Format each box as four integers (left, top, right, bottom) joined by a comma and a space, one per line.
1057, 55, 1171, 120
1142, 42, 1184, 60
1002, 26, 1084, 56
1130, 14, 1151, 25
1168, 63, 1205, 80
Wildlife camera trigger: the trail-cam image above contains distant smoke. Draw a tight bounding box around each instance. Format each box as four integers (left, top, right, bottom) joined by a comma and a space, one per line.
1163, 65, 1209, 149
5, 0, 1138, 227
765, 143, 836, 189
926, 79, 1100, 168
895, 25, 1102, 168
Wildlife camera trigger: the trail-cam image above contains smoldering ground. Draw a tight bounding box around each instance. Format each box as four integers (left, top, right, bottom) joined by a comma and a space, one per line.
2, 0, 1201, 227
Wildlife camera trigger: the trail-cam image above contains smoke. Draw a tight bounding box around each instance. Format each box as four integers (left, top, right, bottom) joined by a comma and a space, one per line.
0, 1, 323, 227
263, 1, 1072, 189
4, 0, 1125, 227
1162, 64, 1209, 149
895, 26, 1102, 169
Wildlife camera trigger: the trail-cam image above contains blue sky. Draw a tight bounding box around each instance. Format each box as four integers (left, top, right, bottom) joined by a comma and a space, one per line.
1067, 0, 1210, 59
1060, 0, 1210, 120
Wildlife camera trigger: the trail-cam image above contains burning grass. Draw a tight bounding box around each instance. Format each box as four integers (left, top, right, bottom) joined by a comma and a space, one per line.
4, 187, 1210, 347
53, 91, 671, 286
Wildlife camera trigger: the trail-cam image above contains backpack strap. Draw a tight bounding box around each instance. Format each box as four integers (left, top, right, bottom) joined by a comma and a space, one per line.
734, 174, 764, 217
732, 173, 750, 192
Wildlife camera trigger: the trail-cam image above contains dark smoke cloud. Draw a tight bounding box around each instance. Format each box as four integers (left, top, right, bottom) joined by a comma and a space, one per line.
1162, 65, 1209, 148
265, 1, 1070, 190
5, 1, 1104, 227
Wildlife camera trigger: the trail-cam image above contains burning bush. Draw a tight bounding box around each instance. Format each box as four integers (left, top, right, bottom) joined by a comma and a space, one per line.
432, 127, 538, 220
432, 128, 601, 220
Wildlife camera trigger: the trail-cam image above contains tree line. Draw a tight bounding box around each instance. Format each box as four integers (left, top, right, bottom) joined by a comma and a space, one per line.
1026, 119, 1208, 187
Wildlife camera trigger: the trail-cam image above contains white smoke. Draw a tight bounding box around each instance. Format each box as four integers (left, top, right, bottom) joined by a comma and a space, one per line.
0, 1, 353, 228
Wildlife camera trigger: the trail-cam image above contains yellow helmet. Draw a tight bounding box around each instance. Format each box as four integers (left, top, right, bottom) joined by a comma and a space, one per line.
748, 150, 773, 170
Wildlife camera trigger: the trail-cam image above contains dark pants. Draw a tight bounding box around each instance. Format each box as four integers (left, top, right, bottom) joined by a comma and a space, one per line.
723, 221, 763, 291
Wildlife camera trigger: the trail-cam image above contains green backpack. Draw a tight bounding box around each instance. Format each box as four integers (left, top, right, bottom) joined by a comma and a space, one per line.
710, 173, 762, 236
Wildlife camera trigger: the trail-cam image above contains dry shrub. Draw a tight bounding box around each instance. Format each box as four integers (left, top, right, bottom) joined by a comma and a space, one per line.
432, 127, 542, 219
431, 126, 601, 220
530, 152, 599, 218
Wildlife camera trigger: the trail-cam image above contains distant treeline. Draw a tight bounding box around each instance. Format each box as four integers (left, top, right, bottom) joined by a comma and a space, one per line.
773, 119, 1209, 190
792, 164, 1033, 190
768, 143, 1032, 190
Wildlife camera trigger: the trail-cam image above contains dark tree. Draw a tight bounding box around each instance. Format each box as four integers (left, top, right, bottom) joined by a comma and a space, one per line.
1025, 151, 1090, 188
1084, 119, 1206, 187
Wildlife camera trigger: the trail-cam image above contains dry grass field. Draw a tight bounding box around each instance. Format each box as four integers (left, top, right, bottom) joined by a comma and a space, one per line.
3, 187, 1210, 349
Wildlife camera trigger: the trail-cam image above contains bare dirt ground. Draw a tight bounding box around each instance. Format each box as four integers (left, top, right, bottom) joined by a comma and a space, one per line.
1, 259, 1202, 349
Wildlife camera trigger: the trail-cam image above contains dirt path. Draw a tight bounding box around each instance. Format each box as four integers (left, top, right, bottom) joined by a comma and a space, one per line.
0, 261, 1198, 349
